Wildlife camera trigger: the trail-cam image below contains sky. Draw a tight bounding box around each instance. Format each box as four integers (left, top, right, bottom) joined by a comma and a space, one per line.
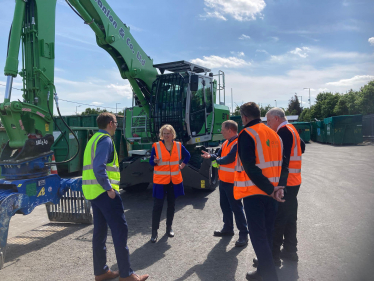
0, 0, 373, 115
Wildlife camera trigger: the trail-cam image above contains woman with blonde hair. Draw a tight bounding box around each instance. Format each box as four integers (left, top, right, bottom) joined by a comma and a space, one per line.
149, 124, 190, 243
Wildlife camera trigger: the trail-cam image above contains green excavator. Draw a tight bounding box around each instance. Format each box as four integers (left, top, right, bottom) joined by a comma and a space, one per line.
0, 0, 230, 268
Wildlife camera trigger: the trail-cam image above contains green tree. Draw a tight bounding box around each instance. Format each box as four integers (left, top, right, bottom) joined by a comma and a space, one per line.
356, 80, 374, 115
260, 104, 272, 117
299, 108, 312, 121
285, 94, 302, 116
81, 107, 108, 115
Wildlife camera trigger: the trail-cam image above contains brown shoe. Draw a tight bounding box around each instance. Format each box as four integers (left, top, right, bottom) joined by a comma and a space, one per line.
119, 273, 149, 281
95, 270, 119, 281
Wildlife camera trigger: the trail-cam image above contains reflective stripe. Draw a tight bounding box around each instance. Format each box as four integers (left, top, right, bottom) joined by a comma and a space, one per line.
158, 161, 169, 166
290, 156, 302, 161
170, 161, 180, 165
82, 179, 99, 185
256, 161, 282, 169
171, 171, 180, 176
234, 180, 254, 187
287, 125, 299, 158
83, 165, 92, 171
156, 142, 162, 159
83, 165, 119, 172
109, 179, 120, 185
219, 166, 235, 172
90, 134, 103, 160
229, 140, 238, 152
246, 128, 266, 165
234, 176, 279, 187
106, 166, 119, 172
154, 171, 171, 175
176, 142, 181, 160
289, 169, 301, 173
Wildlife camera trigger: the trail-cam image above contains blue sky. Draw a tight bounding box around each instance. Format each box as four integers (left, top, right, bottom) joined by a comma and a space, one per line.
0, 0, 373, 114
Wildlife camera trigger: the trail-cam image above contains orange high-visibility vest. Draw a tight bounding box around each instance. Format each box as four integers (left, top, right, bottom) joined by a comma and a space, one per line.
280, 123, 302, 186
218, 138, 238, 184
153, 141, 183, 185
234, 123, 283, 200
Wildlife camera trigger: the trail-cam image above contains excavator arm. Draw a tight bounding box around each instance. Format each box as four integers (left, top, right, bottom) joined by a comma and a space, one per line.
1, 0, 157, 150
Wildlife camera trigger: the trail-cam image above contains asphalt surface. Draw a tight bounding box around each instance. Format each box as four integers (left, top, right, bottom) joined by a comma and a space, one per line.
1, 142, 374, 281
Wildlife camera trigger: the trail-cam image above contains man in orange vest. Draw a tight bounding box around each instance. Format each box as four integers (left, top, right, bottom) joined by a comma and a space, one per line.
202, 120, 249, 247
266, 108, 305, 264
235, 102, 286, 281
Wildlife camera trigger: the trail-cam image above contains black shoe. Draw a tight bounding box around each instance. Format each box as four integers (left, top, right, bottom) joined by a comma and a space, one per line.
246, 270, 263, 281
150, 230, 158, 243
252, 257, 281, 267
213, 229, 234, 237
280, 249, 299, 261
166, 227, 174, 237
235, 237, 248, 247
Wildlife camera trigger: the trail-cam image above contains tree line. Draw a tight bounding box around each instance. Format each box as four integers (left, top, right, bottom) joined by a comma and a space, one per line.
232, 80, 374, 122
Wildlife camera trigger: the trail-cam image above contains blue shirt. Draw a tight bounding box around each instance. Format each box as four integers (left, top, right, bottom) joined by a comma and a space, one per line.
210, 135, 238, 165
149, 141, 191, 199
93, 129, 114, 191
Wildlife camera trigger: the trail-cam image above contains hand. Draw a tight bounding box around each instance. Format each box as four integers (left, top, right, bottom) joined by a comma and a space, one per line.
201, 150, 211, 159
271, 186, 285, 202
179, 163, 186, 170
154, 157, 160, 164
275, 189, 285, 202
107, 188, 116, 199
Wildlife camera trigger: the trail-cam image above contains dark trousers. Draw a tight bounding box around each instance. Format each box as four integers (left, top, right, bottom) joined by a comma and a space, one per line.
273, 185, 300, 255
152, 183, 176, 230
91, 191, 133, 278
244, 195, 279, 281
219, 181, 248, 238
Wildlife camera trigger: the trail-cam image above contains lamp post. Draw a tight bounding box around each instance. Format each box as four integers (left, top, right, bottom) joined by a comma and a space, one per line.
76, 105, 81, 115
303, 88, 311, 108
116, 103, 121, 113
274, 100, 277, 107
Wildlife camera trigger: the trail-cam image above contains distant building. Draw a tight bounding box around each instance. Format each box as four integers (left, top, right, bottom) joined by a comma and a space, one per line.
261, 115, 299, 125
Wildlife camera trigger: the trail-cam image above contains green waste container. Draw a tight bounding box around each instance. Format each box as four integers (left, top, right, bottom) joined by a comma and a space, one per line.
316, 121, 326, 143
324, 115, 362, 145
310, 121, 317, 142
291, 122, 311, 142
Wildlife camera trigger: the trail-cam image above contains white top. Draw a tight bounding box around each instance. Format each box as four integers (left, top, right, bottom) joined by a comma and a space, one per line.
277, 120, 289, 132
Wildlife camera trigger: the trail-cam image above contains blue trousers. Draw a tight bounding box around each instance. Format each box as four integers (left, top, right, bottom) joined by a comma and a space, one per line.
219, 181, 248, 238
243, 195, 279, 281
91, 191, 134, 278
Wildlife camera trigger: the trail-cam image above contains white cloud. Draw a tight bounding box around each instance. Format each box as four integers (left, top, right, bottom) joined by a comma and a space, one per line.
239, 34, 251, 40
270, 36, 279, 42
318, 88, 330, 92
256, 49, 269, 55
91, 102, 103, 106
326, 75, 374, 86
201, 10, 227, 21
191, 55, 251, 69
369, 37, 374, 46
202, 0, 266, 21
231, 51, 245, 57
289, 47, 311, 58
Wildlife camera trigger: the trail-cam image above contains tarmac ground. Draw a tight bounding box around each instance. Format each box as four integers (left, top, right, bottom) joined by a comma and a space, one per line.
1, 142, 374, 281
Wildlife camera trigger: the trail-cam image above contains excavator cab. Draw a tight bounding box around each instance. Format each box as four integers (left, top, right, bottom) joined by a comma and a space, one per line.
150, 61, 217, 144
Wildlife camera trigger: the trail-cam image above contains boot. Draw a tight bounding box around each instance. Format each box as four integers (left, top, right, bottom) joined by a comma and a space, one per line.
166, 226, 174, 237
150, 229, 158, 243
119, 273, 149, 281
95, 270, 119, 281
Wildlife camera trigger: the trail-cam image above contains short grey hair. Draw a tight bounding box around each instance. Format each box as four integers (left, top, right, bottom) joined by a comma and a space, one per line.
266, 107, 287, 120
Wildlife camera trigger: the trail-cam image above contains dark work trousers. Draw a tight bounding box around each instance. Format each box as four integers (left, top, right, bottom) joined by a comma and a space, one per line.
219, 181, 249, 238
152, 183, 176, 230
91, 191, 134, 279
244, 195, 279, 281
272, 185, 300, 255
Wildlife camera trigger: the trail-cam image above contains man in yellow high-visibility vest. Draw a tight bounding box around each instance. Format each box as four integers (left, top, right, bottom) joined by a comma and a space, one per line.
82, 112, 149, 281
